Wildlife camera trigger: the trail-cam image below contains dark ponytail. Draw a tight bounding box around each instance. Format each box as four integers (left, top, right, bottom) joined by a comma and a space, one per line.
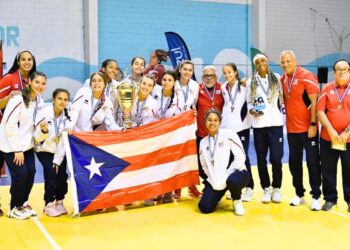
22, 84, 31, 108
162, 70, 177, 109
64, 108, 71, 121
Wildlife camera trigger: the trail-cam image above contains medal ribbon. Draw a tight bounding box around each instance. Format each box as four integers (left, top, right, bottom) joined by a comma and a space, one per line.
208, 131, 219, 164
204, 84, 216, 105
334, 81, 350, 106
286, 68, 297, 96
226, 81, 239, 108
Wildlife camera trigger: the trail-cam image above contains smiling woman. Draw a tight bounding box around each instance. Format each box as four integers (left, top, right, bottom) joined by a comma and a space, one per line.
198, 109, 249, 216
70, 72, 121, 132
0, 71, 46, 219
0, 49, 37, 110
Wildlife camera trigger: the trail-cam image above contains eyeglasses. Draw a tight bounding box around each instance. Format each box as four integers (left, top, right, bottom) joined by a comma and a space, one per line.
335, 68, 350, 73
203, 74, 216, 79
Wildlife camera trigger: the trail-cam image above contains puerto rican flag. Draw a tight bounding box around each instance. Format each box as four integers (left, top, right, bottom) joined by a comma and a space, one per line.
64, 111, 199, 214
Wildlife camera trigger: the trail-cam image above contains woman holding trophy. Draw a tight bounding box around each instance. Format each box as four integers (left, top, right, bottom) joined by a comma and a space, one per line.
117, 73, 159, 129
70, 72, 121, 131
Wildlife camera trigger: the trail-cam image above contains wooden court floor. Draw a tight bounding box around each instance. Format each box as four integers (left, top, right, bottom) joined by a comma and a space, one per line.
0, 163, 349, 250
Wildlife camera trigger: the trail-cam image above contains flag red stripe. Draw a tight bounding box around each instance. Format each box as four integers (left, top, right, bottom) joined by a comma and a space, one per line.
73, 111, 195, 146
121, 139, 197, 172
83, 170, 200, 212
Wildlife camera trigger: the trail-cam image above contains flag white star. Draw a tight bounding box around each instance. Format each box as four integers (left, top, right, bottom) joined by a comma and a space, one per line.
84, 157, 105, 179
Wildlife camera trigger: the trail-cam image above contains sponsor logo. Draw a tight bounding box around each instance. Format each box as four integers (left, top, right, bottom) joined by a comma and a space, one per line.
0, 25, 20, 46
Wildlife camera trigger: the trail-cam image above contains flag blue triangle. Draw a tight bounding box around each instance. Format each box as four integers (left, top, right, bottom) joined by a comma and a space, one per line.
68, 135, 130, 212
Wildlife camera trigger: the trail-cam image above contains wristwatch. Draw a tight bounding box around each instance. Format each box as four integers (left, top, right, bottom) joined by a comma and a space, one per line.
310, 122, 317, 126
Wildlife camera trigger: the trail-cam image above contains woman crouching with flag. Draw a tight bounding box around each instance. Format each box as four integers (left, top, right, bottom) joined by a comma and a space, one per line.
198, 109, 249, 216
34, 88, 71, 217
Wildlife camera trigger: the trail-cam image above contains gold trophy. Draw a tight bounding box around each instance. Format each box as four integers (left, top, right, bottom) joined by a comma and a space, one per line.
117, 70, 136, 129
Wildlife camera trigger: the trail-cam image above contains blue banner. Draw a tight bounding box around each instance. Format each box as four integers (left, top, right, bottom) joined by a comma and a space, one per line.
165, 32, 193, 75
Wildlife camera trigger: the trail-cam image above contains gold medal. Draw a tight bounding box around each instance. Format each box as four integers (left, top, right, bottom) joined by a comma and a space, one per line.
231, 106, 234, 112
338, 104, 342, 110
211, 160, 215, 166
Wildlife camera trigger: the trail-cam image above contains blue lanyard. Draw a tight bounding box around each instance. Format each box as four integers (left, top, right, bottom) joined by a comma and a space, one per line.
226, 81, 239, 110
160, 93, 171, 117
204, 84, 216, 105
137, 98, 147, 125
90, 96, 101, 120
286, 69, 296, 97
33, 98, 39, 124
17, 71, 25, 90
334, 82, 350, 109
53, 106, 64, 138
256, 76, 270, 100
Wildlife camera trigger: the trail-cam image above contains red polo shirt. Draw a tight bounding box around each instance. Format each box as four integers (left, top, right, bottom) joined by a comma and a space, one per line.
317, 81, 350, 142
0, 70, 29, 99
196, 82, 224, 137
281, 66, 319, 133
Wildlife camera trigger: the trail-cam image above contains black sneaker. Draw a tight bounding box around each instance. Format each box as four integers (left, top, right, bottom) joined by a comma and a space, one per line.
322, 201, 336, 211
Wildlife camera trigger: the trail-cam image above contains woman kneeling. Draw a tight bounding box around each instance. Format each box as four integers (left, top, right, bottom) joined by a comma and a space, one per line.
198, 109, 249, 215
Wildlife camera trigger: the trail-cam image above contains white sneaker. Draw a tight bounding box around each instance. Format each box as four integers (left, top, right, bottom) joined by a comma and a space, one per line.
242, 188, 254, 202
56, 200, 68, 215
271, 188, 282, 203
311, 198, 321, 211
7, 206, 31, 220
43, 202, 61, 217
226, 192, 232, 200
290, 196, 305, 206
23, 202, 37, 216
262, 188, 271, 204
233, 200, 245, 216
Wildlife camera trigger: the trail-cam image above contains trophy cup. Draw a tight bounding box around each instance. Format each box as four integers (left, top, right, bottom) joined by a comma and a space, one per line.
117, 70, 136, 129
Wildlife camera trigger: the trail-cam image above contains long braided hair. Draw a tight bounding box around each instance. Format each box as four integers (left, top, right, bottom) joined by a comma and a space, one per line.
162, 70, 177, 109
250, 67, 282, 103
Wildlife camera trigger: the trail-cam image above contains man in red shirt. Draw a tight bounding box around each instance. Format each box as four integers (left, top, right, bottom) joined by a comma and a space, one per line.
317, 59, 350, 212
197, 66, 224, 138
196, 65, 224, 180
280, 50, 322, 210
